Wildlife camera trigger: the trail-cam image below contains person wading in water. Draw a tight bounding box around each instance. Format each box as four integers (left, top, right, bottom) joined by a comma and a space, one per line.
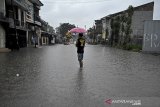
76, 33, 85, 68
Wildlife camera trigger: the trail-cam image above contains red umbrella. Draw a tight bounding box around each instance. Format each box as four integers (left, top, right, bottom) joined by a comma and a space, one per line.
69, 27, 87, 33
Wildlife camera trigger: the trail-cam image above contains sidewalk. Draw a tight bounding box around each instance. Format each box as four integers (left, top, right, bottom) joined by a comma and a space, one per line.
0, 48, 11, 53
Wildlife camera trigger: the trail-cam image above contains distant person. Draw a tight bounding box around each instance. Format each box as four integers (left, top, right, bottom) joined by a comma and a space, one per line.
32, 31, 38, 48
76, 33, 85, 68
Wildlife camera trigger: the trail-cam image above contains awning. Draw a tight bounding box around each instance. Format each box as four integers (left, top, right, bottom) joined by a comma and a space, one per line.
41, 31, 53, 37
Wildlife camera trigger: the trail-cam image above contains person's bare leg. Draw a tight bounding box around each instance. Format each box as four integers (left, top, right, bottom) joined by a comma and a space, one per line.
79, 61, 81, 67
79, 60, 83, 68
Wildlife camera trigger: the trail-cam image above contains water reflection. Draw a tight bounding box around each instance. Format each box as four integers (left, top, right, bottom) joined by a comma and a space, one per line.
71, 68, 87, 106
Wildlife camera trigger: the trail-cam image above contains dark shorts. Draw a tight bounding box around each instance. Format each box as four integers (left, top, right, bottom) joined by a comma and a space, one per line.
77, 53, 83, 61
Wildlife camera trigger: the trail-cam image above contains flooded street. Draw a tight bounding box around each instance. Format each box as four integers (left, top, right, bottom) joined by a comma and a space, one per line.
0, 45, 160, 107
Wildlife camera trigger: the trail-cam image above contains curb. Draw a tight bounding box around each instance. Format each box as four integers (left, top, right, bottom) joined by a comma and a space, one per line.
0, 48, 11, 53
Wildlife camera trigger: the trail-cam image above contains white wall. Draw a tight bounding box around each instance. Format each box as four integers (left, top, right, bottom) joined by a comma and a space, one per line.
143, 20, 160, 53
102, 19, 106, 39
18, 8, 21, 21
107, 19, 112, 39
153, 0, 160, 20
131, 11, 153, 38
0, 0, 6, 16
0, 24, 6, 48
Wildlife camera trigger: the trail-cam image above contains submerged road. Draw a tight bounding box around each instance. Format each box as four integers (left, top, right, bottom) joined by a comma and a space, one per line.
0, 44, 160, 107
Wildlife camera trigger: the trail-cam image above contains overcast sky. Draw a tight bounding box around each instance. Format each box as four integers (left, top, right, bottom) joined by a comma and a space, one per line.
40, 0, 160, 29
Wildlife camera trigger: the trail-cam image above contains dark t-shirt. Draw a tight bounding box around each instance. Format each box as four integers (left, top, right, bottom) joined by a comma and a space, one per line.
76, 37, 85, 53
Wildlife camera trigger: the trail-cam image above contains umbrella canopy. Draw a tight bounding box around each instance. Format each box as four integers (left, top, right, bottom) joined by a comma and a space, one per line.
69, 27, 87, 33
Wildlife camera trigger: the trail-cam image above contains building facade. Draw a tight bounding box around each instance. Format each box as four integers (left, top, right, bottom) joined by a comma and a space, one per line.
98, 2, 154, 46
5, 0, 28, 49
101, 16, 112, 44
41, 19, 55, 45
0, 0, 8, 49
131, 2, 154, 45
94, 20, 102, 43
26, 0, 43, 47
0, 0, 55, 51
143, 20, 160, 53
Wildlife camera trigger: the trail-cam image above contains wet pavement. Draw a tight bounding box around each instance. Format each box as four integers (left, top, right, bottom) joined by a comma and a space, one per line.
0, 44, 160, 107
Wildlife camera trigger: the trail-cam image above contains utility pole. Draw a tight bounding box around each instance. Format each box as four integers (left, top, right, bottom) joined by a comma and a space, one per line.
84, 25, 86, 30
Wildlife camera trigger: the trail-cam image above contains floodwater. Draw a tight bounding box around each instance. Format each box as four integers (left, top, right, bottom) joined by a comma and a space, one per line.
0, 45, 160, 107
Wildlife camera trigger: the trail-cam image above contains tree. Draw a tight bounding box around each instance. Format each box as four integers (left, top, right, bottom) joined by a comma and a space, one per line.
110, 18, 114, 46
123, 5, 134, 46
58, 23, 75, 37
87, 27, 95, 43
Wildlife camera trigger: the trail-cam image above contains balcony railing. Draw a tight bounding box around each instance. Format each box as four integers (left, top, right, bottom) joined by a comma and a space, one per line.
8, 18, 26, 29
15, 19, 26, 28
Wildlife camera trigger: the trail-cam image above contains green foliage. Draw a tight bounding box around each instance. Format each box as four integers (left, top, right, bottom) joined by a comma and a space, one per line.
127, 5, 134, 16
110, 16, 121, 45
122, 5, 134, 45
115, 16, 120, 22
105, 28, 109, 38
58, 23, 75, 37
111, 18, 114, 29
108, 5, 141, 52
123, 44, 142, 51
110, 5, 134, 47
121, 23, 125, 32
87, 27, 94, 40
121, 14, 125, 22
127, 17, 132, 25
